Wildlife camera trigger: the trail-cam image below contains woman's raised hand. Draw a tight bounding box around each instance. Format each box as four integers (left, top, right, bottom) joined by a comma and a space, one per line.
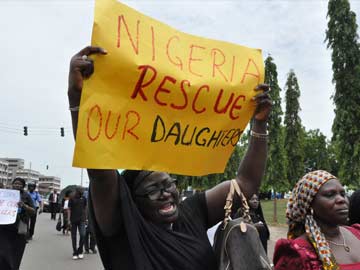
68, 46, 107, 101
252, 84, 272, 122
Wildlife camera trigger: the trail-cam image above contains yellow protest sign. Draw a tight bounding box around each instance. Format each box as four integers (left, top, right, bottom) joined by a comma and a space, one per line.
73, 0, 264, 176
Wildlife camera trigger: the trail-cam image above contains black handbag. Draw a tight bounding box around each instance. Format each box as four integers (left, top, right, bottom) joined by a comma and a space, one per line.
56, 216, 62, 232
213, 180, 273, 270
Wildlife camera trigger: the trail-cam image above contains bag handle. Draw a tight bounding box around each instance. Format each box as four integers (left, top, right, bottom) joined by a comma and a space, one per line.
222, 179, 251, 228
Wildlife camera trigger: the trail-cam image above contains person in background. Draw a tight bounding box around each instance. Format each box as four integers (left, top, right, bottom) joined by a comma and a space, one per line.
69, 187, 87, 260
0, 183, 4, 189
27, 182, 43, 240
48, 189, 59, 220
349, 190, 360, 226
273, 170, 360, 270
247, 193, 270, 253
0, 178, 35, 270
84, 208, 97, 254
83, 190, 97, 254
61, 190, 72, 235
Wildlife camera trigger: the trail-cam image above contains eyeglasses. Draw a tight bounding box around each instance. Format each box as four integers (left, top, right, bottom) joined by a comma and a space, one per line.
136, 179, 177, 201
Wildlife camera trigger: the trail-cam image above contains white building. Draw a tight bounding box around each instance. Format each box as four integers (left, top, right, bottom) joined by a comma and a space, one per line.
0, 158, 25, 186
38, 176, 61, 195
0, 160, 9, 187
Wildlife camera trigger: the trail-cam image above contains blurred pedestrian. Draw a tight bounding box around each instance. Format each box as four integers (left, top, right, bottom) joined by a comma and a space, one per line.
69, 187, 87, 260
48, 189, 59, 220
84, 217, 97, 254
83, 191, 97, 254
27, 182, 43, 240
0, 178, 35, 270
61, 190, 72, 235
247, 193, 270, 253
349, 190, 360, 225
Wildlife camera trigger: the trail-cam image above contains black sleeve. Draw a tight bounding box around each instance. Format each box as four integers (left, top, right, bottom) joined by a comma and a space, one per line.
68, 198, 73, 209
180, 192, 210, 230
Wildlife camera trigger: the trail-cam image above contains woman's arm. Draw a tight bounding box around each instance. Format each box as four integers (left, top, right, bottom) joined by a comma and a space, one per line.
205, 85, 271, 227
68, 46, 121, 236
18, 199, 35, 216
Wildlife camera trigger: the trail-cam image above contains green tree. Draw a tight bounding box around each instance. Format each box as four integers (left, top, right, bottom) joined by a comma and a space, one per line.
326, 0, 360, 185
327, 140, 340, 177
263, 56, 288, 192
284, 70, 304, 185
303, 129, 331, 172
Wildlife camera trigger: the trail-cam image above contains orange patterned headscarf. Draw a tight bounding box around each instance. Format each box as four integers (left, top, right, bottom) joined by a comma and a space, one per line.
286, 170, 340, 270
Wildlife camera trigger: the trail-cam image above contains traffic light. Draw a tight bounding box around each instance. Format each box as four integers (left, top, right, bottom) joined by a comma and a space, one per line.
23, 126, 28, 136
60, 127, 64, 137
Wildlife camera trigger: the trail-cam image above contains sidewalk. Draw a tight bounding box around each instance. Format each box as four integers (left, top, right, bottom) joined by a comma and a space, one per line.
22, 213, 102, 270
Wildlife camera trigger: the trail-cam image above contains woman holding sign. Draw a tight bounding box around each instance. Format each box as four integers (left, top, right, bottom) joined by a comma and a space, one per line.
68, 46, 272, 270
0, 178, 35, 270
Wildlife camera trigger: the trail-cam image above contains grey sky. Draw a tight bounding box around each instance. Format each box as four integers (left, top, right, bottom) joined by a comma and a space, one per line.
1, 0, 359, 188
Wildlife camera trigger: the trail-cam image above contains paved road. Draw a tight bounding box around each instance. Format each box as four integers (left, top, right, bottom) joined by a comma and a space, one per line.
21, 213, 103, 270
21, 213, 287, 269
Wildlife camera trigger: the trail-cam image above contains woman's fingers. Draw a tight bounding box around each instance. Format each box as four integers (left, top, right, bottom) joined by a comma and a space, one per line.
252, 91, 270, 101
76, 46, 107, 57
252, 84, 272, 121
254, 84, 270, 92
73, 57, 94, 78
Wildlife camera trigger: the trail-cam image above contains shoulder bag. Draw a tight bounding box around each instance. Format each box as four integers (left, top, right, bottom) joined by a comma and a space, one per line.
56, 215, 62, 231
213, 179, 273, 270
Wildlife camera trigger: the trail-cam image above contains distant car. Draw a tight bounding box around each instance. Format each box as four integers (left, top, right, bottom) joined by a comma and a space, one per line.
41, 196, 50, 213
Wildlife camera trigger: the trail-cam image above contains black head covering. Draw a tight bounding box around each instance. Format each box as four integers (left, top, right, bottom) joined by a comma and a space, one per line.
121, 170, 154, 193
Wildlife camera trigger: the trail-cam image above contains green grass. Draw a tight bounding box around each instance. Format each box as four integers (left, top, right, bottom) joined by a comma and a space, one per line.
261, 199, 288, 226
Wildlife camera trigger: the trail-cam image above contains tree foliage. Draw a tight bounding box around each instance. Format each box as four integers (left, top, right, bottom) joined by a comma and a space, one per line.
326, 0, 360, 185
262, 56, 288, 192
303, 129, 331, 172
284, 70, 304, 185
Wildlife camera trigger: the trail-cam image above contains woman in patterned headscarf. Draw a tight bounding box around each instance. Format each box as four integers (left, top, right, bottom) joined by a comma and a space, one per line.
273, 170, 360, 270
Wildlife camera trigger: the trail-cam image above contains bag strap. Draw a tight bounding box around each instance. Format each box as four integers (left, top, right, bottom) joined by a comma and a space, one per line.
232, 179, 251, 222
222, 179, 251, 228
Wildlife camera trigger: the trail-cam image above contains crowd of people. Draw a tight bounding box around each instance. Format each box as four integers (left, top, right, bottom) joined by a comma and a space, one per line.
0, 181, 98, 269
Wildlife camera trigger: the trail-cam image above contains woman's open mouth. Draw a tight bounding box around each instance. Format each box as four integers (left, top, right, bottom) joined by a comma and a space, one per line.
158, 202, 177, 216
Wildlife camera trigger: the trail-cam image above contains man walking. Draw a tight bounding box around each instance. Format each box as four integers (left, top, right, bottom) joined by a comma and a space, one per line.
48, 190, 59, 220
69, 187, 87, 260
27, 183, 42, 240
